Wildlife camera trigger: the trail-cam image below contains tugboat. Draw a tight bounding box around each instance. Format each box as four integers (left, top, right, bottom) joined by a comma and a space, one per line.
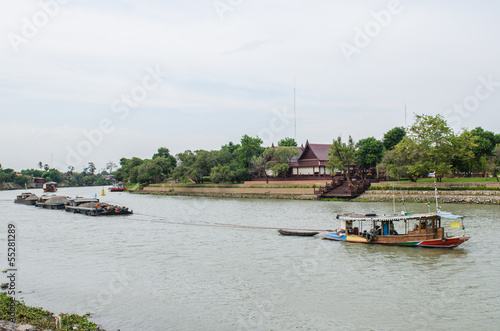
323, 212, 470, 248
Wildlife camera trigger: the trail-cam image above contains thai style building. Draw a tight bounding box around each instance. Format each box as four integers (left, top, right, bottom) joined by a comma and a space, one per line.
289, 141, 333, 177
259, 140, 358, 180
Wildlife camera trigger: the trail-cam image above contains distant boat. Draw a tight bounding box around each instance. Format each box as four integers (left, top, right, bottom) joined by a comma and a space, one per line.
278, 229, 319, 236
42, 182, 58, 193
109, 182, 126, 192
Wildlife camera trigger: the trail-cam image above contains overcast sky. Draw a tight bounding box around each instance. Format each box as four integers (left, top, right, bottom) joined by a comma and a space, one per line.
2, 0, 500, 172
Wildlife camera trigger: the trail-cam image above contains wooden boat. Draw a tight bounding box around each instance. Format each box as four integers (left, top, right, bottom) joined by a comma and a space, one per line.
14, 192, 38, 205
278, 229, 319, 236
109, 182, 126, 192
65, 197, 133, 216
322, 212, 470, 248
42, 182, 58, 193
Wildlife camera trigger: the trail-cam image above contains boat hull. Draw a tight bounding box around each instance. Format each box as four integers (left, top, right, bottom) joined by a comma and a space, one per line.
278, 229, 319, 236
322, 232, 470, 248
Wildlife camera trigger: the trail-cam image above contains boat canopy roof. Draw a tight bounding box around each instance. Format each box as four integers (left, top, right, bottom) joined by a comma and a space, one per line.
337, 212, 466, 222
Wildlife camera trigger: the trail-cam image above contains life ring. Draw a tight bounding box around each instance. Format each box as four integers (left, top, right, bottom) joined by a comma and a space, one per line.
441, 237, 447, 243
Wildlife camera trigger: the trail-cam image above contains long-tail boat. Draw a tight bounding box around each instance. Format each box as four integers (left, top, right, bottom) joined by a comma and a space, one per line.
322, 212, 470, 248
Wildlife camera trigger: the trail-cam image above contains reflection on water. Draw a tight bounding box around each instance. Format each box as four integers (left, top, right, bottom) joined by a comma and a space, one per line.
1, 187, 499, 331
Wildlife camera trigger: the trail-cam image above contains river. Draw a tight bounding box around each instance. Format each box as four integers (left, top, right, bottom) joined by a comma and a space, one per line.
1, 187, 499, 330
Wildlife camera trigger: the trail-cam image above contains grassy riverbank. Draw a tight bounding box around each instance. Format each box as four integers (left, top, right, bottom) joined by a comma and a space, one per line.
0, 293, 103, 331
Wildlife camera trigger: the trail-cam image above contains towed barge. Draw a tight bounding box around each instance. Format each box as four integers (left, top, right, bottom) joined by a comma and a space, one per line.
65, 198, 133, 216
36, 195, 69, 210
14, 192, 38, 205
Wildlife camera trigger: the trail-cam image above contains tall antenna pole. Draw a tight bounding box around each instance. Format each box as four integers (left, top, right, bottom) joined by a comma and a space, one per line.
404, 102, 407, 128
294, 78, 297, 141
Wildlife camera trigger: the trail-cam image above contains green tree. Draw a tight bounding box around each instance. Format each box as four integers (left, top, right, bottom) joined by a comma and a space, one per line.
15, 175, 30, 186
38, 161, 43, 170
328, 136, 356, 185
114, 157, 144, 183
355, 137, 384, 171
136, 160, 162, 185
152, 147, 177, 169
263, 147, 300, 178
237, 135, 264, 169
383, 127, 406, 151
105, 161, 117, 174
410, 114, 455, 181
452, 129, 478, 175
250, 155, 270, 183
87, 162, 96, 175
278, 137, 298, 147
210, 165, 234, 183
172, 150, 216, 184
487, 144, 500, 181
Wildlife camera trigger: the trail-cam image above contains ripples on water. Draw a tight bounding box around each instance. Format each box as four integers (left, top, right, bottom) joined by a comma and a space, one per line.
1, 187, 499, 330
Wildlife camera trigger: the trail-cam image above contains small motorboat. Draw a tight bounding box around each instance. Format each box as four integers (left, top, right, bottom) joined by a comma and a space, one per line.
42, 182, 58, 193
109, 182, 126, 192
278, 229, 320, 236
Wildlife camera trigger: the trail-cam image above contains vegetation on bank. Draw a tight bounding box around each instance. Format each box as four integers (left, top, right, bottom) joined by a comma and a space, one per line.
0, 161, 113, 188
329, 114, 500, 182
0, 293, 103, 330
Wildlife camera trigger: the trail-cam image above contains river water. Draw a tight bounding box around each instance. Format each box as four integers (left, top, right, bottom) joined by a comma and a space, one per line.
1, 187, 499, 331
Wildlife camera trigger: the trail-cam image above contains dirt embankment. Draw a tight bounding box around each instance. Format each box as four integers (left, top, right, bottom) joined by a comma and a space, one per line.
135, 184, 316, 199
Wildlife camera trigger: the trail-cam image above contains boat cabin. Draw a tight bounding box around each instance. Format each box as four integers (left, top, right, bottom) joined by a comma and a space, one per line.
336, 213, 450, 243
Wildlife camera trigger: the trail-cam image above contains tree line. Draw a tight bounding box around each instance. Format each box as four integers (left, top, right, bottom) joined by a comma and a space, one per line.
0, 161, 116, 187
116, 114, 500, 186
330, 114, 500, 182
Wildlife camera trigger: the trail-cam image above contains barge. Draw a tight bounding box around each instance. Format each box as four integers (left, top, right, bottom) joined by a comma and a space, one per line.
65, 197, 133, 216
36, 195, 69, 210
14, 192, 38, 205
